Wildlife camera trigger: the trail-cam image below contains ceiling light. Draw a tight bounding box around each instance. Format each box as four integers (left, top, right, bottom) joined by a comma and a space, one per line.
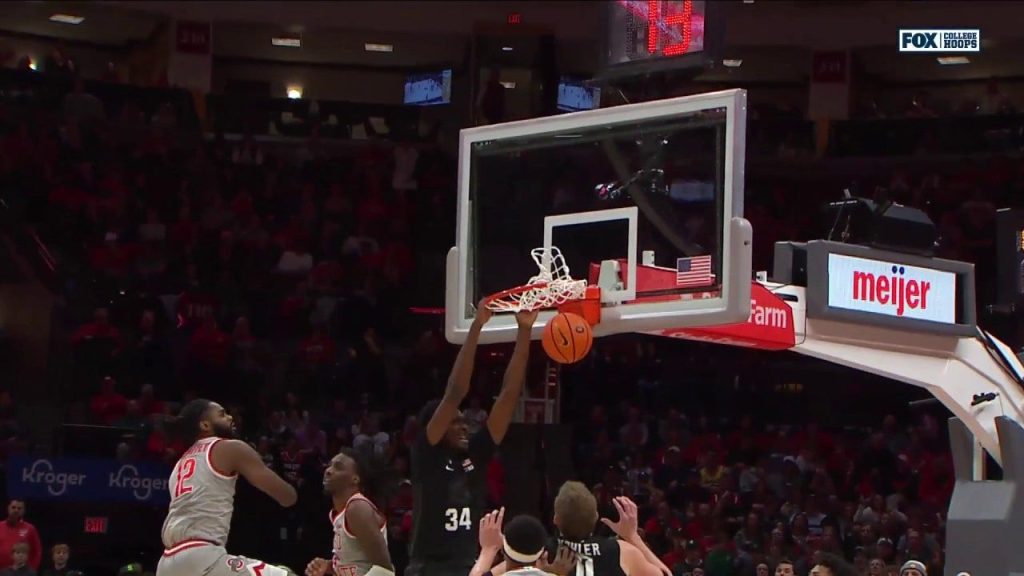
365, 43, 394, 53
272, 37, 301, 48
723, 59, 743, 68
937, 56, 970, 65
28, 60, 38, 71
49, 14, 84, 24
287, 87, 303, 99
500, 81, 516, 89
502, 46, 514, 52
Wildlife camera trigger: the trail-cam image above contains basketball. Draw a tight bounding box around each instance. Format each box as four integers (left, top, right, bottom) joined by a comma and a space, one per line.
541, 312, 593, 364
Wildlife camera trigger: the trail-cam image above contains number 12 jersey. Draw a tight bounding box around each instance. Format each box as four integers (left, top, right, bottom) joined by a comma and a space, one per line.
161, 437, 238, 548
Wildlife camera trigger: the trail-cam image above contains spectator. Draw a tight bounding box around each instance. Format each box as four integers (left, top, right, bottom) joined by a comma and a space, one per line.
63, 77, 105, 130
89, 377, 127, 426
0, 501, 40, 571
0, 542, 34, 576
39, 543, 73, 576
353, 414, 390, 462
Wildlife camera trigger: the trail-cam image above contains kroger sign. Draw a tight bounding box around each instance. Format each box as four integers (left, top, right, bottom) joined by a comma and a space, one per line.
827, 254, 956, 324
8, 456, 171, 505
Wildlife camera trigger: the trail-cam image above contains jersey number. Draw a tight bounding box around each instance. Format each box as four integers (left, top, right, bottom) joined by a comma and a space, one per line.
174, 458, 197, 499
575, 557, 595, 576
443, 507, 471, 532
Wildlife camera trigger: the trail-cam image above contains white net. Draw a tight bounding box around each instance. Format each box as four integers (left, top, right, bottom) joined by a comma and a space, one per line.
484, 247, 588, 312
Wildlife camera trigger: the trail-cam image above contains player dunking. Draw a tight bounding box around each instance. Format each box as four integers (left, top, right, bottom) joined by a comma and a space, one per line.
158, 399, 299, 576
406, 306, 538, 576
491, 482, 669, 576
305, 448, 393, 576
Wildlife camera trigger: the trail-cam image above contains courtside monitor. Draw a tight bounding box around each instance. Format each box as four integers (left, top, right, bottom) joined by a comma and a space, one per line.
557, 78, 602, 112
404, 69, 452, 106
446, 89, 752, 344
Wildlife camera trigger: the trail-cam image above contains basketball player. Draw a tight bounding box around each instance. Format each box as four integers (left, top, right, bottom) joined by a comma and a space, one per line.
490, 482, 669, 576
407, 306, 538, 576
158, 399, 298, 576
471, 509, 577, 576
305, 448, 393, 576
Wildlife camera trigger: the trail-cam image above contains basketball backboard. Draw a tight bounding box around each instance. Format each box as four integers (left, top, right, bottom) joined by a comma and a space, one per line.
446, 89, 751, 344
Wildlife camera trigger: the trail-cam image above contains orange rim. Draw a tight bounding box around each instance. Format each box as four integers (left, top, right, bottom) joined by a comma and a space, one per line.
482, 282, 551, 310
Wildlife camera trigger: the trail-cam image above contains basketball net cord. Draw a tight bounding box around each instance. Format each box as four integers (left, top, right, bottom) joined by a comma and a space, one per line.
483, 247, 588, 313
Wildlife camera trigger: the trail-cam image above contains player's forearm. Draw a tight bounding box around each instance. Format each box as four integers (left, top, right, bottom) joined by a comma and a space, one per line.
470, 546, 501, 576
444, 320, 484, 402
625, 534, 671, 575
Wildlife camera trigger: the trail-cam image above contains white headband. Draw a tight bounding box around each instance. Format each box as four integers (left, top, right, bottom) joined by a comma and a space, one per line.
503, 536, 544, 564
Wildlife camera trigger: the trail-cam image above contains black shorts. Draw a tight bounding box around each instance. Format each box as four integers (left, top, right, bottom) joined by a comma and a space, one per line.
405, 561, 474, 576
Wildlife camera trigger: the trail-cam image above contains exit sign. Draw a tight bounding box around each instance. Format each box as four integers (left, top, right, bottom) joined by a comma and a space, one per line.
84, 517, 108, 534
507, 12, 521, 25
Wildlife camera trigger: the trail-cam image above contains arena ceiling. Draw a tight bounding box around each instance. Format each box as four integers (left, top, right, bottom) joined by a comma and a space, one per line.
3, 1, 1024, 80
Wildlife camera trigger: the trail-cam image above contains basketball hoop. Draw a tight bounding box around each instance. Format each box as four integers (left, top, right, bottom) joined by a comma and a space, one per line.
482, 247, 588, 313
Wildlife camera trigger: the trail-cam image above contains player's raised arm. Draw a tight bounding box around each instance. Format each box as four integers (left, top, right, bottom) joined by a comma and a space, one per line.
214, 439, 298, 507
602, 497, 671, 576
345, 499, 394, 573
487, 310, 537, 444
426, 301, 492, 445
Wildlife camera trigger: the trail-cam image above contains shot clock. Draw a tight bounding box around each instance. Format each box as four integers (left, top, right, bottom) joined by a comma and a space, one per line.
601, 0, 722, 80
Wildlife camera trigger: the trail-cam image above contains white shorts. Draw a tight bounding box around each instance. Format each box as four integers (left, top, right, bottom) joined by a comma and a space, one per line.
157, 540, 292, 576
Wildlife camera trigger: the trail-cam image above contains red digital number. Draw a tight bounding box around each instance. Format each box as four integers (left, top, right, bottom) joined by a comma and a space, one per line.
647, 0, 693, 56
174, 458, 197, 499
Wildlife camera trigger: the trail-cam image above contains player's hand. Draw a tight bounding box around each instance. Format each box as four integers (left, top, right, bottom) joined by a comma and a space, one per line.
474, 299, 494, 326
478, 507, 505, 550
539, 546, 578, 576
600, 496, 641, 542
305, 557, 332, 576
515, 309, 539, 329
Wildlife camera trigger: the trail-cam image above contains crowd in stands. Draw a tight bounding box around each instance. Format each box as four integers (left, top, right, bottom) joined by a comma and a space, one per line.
0, 43, 1021, 576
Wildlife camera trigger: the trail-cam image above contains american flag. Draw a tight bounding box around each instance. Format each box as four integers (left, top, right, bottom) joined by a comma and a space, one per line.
676, 255, 714, 287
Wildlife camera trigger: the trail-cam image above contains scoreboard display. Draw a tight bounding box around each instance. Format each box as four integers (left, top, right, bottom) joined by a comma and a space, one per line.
603, 0, 717, 78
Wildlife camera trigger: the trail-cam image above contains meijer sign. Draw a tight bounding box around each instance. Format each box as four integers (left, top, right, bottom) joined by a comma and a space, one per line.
827, 254, 956, 324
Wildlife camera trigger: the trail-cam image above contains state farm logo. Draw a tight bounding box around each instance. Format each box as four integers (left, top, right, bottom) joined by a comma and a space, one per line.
751, 299, 787, 328
828, 254, 955, 324
653, 283, 796, 351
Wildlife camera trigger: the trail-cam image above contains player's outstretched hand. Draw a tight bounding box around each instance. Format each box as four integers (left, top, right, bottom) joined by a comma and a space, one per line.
305, 557, 332, 576
515, 309, 539, 329
600, 496, 640, 542
479, 507, 505, 550
474, 299, 494, 326
539, 546, 578, 576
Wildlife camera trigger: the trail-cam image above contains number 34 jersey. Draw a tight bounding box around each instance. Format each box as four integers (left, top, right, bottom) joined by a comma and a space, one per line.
409, 430, 496, 565
161, 437, 238, 548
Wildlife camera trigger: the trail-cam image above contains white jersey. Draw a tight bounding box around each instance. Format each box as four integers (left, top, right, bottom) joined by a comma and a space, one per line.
331, 493, 387, 576
161, 437, 238, 548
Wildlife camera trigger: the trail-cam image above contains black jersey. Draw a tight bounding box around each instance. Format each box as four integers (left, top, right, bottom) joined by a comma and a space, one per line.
410, 428, 495, 567
550, 536, 626, 576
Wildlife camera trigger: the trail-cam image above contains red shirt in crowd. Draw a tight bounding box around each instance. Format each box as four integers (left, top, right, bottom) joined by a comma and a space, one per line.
298, 333, 336, 368
71, 320, 121, 347
0, 518, 41, 570
190, 321, 230, 368
90, 378, 127, 426
177, 290, 219, 330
